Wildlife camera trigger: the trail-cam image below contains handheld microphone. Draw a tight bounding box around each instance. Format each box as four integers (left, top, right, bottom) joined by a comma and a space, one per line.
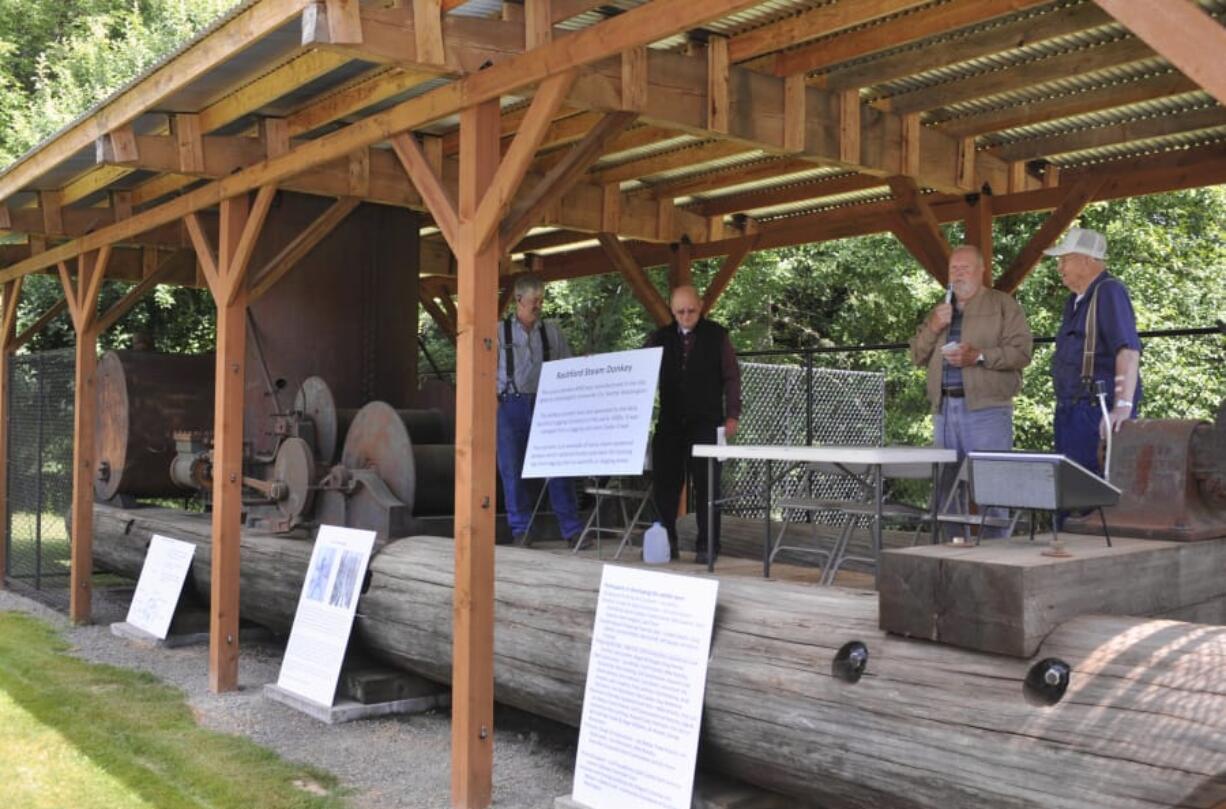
944, 283, 953, 305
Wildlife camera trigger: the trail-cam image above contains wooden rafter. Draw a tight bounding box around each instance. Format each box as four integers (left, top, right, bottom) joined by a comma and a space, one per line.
990, 106, 1226, 163
392, 133, 460, 250
728, 0, 929, 63
420, 294, 457, 341
965, 193, 994, 284
994, 177, 1108, 293
597, 232, 670, 325
887, 176, 950, 282
1094, 0, 1226, 107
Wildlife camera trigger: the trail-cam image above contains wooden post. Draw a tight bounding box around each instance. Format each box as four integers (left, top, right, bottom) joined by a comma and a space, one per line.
966, 193, 993, 285
452, 98, 501, 809
0, 279, 21, 589
57, 249, 112, 623
185, 186, 276, 693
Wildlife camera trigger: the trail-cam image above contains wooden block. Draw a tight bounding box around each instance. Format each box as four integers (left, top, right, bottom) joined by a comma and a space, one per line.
879, 534, 1226, 658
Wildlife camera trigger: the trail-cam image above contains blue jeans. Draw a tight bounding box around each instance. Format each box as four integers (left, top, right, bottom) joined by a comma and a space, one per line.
496, 395, 583, 539
1054, 399, 1105, 477
934, 399, 1013, 538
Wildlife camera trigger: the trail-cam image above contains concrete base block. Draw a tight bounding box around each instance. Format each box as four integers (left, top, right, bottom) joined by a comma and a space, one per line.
262, 682, 449, 725
879, 533, 1226, 657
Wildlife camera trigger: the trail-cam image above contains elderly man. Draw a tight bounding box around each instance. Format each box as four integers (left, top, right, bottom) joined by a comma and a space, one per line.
496, 273, 583, 545
910, 245, 1033, 536
645, 285, 741, 564
1045, 227, 1141, 477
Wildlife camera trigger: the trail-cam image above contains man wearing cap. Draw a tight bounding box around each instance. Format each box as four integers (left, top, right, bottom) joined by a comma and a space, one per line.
496, 273, 584, 546
910, 245, 1033, 536
1045, 227, 1142, 477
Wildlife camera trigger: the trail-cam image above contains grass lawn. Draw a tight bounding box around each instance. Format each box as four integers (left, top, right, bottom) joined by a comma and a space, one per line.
0, 612, 348, 809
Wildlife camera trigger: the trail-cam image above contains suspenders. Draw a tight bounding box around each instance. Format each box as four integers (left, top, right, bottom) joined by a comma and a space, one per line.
501, 317, 551, 396
1078, 279, 1117, 397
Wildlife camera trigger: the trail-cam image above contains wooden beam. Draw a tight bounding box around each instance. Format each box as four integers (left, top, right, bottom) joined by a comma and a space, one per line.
728, 0, 929, 63
451, 97, 501, 809
0, 278, 18, 590
286, 66, 438, 137
175, 114, 206, 174
646, 157, 816, 200
621, 47, 648, 112
500, 111, 637, 250
882, 36, 1155, 115
769, 0, 1052, 77
0, 0, 311, 204
965, 193, 994, 285
184, 213, 221, 298
472, 69, 577, 250
420, 294, 457, 341
702, 236, 752, 312
995, 177, 1107, 293
392, 133, 460, 251
691, 173, 883, 218
783, 74, 807, 153
324, 0, 364, 44
990, 106, 1226, 162
888, 175, 950, 283
92, 251, 189, 336
249, 197, 361, 302
591, 140, 753, 186
707, 35, 729, 134
39, 191, 63, 236
525, 0, 552, 49
819, 2, 1113, 92
839, 90, 861, 165
61, 246, 112, 623
598, 232, 670, 325
1094, 0, 1226, 106
411, 0, 447, 66
933, 71, 1200, 139
668, 239, 692, 288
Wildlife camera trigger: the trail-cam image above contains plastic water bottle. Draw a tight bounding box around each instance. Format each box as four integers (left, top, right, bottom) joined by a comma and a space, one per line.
642, 521, 670, 564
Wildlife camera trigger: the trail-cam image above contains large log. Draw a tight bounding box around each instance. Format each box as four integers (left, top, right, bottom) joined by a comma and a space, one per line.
94, 505, 1226, 809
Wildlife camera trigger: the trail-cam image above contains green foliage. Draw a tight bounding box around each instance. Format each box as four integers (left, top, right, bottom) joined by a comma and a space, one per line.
0, 611, 347, 808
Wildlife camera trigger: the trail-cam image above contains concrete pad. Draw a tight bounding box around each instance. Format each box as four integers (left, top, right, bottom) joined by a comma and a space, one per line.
879, 533, 1226, 657
262, 682, 449, 725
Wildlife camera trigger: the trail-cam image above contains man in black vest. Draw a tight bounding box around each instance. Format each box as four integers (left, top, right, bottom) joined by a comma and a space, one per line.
645, 285, 742, 564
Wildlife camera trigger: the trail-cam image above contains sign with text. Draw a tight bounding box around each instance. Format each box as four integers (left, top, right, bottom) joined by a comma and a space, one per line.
522, 347, 662, 478
126, 534, 196, 639
276, 525, 376, 707
572, 565, 719, 809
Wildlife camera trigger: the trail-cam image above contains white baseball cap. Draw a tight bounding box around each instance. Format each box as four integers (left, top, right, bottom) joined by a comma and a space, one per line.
1043, 227, 1107, 260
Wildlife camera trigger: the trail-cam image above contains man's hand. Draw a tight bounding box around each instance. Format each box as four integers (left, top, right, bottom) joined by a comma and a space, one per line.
724, 417, 739, 440
1101, 404, 1132, 438
942, 342, 981, 368
929, 302, 953, 333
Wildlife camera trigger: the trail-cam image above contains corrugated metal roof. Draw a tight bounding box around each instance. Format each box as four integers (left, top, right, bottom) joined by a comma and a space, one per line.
592, 135, 702, 169
687, 165, 846, 202
981, 93, 1220, 146
743, 185, 890, 220
1048, 127, 1226, 167
636, 149, 774, 184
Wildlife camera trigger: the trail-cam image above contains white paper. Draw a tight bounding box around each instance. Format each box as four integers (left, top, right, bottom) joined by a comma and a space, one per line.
572, 565, 719, 809
522, 347, 662, 478
276, 525, 376, 707
126, 534, 196, 639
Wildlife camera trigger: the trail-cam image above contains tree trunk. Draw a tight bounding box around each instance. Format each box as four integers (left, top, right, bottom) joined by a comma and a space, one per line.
94, 505, 1226, 809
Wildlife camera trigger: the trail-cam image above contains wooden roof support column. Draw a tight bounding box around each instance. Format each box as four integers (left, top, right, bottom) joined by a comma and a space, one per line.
598, 232, 671, 325
964, 192, 994, 286
0, 278, 22, 590
186, 185, 277, 693
995, 177, 1107, 294
888, 175, 951, 284
1094, 0, 1226, 106
702, 237, 753, 313
668, 239, 693, 289
451, 98, 501, 809
57, 246, 113, 624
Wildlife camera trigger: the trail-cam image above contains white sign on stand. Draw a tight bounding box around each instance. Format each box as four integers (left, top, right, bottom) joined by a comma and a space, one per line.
276, 525, 377, 707
126, 534, 197, 639
522, 347, 662, 478
572, 565, 719, 809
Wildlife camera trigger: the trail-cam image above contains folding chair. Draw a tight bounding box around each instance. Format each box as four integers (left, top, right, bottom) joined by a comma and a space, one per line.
573, 476, 654, 559
934, 457, 1025, 544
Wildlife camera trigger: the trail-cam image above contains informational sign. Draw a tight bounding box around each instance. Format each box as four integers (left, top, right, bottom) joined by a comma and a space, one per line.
572, 565, 719, 809
125, 534, 196, 639
276, 525, 376, 707
522, 347, 662, 478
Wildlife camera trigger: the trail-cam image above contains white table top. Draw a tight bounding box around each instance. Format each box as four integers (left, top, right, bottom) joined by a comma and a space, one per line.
690, 444, 957, 465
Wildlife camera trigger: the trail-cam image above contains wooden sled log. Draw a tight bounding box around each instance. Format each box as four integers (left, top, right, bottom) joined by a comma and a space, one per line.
94, 504, 1226, 809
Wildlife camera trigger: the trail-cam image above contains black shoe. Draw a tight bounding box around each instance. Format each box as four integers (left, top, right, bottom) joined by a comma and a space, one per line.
669, 545, 679, 561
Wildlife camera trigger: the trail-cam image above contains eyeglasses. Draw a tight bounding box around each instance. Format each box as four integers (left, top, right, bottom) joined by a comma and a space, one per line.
673, 307, 699, 315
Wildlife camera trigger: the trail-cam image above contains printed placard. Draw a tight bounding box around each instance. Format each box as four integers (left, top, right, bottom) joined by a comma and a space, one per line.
523, 347, 662, 478
126, 534, 196, 639
276, 525, 377, 707
572, 565, 719, 809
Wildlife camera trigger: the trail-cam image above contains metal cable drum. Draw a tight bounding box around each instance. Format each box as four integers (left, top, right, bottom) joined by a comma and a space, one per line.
94, 351, 215, 500
340, 401, 455, 516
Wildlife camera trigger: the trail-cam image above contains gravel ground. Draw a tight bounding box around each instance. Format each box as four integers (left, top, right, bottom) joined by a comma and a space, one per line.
0, 586, 577, 809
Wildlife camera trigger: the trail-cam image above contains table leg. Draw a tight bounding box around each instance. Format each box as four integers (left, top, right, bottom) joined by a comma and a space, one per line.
872, 463, 884, 586
763, 459, 772, 579
928, 462, 941, 545
707, 457, 715, 574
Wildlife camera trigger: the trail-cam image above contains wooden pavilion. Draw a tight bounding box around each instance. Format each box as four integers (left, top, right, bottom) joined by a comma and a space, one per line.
0, 0, 1223, 806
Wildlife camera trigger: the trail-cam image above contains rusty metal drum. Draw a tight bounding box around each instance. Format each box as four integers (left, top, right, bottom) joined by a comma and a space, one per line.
94, 351, 215, 500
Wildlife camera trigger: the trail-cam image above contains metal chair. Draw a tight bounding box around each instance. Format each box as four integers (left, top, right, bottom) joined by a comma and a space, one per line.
572, 476, 655, 559
934, 457, 1025, 544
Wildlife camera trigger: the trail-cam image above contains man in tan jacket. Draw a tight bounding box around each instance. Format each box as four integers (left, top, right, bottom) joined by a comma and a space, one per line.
909, 245, 1033, 537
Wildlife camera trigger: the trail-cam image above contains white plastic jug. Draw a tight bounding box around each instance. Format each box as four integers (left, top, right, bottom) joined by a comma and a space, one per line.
642, 521, 670, 564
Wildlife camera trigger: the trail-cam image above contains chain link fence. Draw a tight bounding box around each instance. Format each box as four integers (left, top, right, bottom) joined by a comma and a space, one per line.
720, 361, 885, 519
5, 349, 75, 611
